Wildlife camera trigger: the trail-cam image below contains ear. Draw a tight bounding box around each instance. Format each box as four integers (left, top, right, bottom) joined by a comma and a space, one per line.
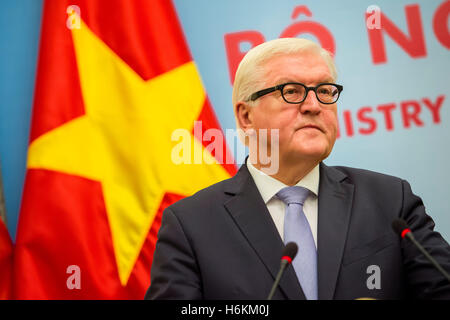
235, 101, 254, 132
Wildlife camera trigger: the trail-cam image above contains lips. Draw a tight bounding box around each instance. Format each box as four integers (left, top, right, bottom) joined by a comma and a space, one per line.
300, 124, 323, 132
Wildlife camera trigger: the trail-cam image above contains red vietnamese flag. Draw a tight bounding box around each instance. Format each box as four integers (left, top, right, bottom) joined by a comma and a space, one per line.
0, 218, 13, 299
14, 0, 236, 299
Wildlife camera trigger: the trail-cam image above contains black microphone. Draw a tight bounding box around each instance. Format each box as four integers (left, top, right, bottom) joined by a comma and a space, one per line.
267, 242, 298, 300
392, 218, 450, 283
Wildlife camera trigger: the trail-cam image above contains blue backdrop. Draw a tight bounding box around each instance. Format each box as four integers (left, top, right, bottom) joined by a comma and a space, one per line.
1, 0, 449, 242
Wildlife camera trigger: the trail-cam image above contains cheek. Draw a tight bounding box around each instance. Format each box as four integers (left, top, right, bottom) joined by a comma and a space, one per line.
253, 107, 294, 130
323, 109, 338, 137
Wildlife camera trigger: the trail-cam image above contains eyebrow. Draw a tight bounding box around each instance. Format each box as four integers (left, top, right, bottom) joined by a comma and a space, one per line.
275, 76, 335, 85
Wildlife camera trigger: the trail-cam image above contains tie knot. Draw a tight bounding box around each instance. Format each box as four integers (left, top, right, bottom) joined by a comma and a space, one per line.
276, 186, 310, 205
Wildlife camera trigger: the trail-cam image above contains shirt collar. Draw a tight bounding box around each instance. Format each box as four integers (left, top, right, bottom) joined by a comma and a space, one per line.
246, 158, 320, 204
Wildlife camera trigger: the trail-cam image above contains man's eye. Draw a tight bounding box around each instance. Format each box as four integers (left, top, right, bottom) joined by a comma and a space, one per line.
283, 86, 301, 95
318, 88, 331, 95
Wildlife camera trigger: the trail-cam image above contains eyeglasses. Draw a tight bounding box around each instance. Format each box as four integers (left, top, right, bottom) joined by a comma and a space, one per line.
248, 82, 343, 104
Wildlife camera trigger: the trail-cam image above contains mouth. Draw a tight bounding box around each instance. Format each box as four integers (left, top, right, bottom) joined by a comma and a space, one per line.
299, 124, 323, 132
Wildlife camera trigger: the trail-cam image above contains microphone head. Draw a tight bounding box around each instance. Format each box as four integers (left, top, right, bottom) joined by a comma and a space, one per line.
392, 218, 410, 237
281, 242, 298, 264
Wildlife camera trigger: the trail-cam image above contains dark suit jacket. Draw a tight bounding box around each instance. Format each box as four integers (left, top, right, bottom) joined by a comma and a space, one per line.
145, 162, 450, 299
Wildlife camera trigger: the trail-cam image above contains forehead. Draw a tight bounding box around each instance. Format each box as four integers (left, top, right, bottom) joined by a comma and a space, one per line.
262, 52, 333, 85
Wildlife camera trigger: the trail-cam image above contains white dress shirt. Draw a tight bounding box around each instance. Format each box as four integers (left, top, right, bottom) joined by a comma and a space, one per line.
246, 159, 320, 248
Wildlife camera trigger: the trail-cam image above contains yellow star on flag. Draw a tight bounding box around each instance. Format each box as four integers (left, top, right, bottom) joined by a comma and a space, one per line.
27, 19, 230, 285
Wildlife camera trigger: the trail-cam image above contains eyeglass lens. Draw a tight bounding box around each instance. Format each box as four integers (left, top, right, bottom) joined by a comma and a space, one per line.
282, 83, 340, 104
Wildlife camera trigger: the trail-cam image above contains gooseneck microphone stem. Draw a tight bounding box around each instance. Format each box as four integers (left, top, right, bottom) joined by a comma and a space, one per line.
267, 242, 298, 300
392, 219, 450, 283
267, 260, 289, 300
405, 232, 450, 282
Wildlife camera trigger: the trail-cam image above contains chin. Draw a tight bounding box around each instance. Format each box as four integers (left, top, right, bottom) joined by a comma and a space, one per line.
283, 148, 329, 164
281, 136, 333, 162
302, 140, 333, 157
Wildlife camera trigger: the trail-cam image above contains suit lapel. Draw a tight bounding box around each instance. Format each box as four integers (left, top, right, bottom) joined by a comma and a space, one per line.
317, 162, 354, 300
223, 164, 305, 300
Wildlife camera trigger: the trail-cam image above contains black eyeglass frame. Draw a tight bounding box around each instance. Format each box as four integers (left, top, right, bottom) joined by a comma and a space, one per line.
248, 82, 344, 105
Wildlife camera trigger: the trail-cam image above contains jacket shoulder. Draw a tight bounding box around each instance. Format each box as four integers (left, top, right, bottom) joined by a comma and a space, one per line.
327, 164, 404, 185
167, 175, 235, 215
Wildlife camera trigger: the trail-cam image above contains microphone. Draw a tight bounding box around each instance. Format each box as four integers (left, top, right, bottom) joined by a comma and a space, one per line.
267, 242, 298, 300
392, 218, 450, 283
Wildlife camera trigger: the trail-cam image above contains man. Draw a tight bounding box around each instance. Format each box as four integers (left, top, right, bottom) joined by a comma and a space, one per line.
146, 38, 450, 300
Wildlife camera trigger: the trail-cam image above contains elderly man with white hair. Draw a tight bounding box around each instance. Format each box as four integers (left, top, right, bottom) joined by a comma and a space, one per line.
146, 38, 450, 300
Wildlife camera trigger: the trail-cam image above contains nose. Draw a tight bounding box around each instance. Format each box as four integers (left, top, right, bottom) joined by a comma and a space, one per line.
299, 89, 321, 114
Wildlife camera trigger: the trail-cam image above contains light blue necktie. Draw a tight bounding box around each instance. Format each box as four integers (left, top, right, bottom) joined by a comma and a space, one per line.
277, 186, 318, 300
